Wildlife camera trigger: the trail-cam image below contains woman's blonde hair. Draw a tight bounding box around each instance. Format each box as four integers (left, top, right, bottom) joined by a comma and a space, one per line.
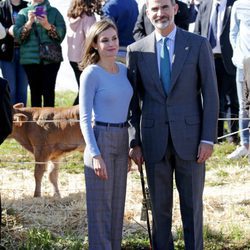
79, 19, 118, 70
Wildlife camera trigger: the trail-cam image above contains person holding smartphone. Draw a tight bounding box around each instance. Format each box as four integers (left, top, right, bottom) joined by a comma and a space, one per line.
13, 0, 66, 107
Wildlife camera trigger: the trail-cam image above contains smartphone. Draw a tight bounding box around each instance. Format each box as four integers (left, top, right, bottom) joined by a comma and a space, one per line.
34, 6, 46, 17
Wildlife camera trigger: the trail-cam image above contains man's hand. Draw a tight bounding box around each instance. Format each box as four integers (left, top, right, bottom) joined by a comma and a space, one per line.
197, 142, 214, 164
129, 146, 144, 171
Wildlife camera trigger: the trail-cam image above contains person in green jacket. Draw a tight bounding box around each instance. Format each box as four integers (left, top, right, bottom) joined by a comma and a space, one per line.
13, 0, 66, 107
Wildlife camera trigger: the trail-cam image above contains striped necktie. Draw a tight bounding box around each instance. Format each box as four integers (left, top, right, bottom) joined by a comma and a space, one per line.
160, 38, 171, 94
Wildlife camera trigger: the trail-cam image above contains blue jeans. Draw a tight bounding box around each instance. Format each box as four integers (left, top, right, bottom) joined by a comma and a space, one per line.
236, 67, 249, 145
0, 48, 28, 105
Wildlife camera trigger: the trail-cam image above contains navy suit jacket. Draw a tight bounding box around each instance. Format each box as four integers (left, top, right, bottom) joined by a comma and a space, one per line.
127, 28, 219, 163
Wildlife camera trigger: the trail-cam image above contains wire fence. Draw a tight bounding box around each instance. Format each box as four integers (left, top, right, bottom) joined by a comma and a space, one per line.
1, 117, 250, 247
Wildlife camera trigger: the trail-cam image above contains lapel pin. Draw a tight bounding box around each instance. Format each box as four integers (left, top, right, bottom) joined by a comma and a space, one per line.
185, 47, 189, 50
172, 54, 175, 64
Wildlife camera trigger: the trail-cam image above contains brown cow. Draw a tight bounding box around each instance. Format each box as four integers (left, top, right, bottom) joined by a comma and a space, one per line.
10, 103, 85, 197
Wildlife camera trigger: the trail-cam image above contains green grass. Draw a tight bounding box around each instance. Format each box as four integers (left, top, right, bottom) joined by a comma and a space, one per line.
0, 138, 83, 173
206, 142, 249, 171
1, 91, 250, 249
1, 143, 249, 249
25, 90, 77, 107
17, 228, 83, 250
54, 90, 77, 107
3, 225, 249, 250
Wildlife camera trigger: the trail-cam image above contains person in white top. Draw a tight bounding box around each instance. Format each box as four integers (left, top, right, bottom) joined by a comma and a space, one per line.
0, 23, 6, 39
194, 0, 239, 146
227, 0, 250, 159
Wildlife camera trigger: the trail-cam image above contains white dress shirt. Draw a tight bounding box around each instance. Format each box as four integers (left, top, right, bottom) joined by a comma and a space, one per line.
154, 27, 213, 146
209, 0, 227, 54
155, 26, 177, 75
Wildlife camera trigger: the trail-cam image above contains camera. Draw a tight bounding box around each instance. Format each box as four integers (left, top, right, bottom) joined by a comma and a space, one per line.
34, 6, 46, 17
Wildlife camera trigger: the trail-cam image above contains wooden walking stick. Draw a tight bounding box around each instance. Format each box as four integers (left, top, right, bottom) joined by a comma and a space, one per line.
139, 163, 152, 249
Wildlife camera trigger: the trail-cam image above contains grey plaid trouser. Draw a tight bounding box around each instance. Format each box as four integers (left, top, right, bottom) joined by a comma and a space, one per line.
84, 125, 129, 250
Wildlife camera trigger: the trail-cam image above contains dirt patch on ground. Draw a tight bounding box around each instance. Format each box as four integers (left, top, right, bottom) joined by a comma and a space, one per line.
1, 165, 250, 241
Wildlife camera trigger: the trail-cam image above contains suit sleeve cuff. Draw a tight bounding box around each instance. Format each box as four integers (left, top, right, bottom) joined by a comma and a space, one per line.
200, 140, 214, 146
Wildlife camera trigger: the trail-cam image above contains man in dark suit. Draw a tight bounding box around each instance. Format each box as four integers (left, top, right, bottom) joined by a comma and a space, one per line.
127, 0, 219, 249
133, 0, 198, 41
194, 0, 239, 145
0, 77, 12, 145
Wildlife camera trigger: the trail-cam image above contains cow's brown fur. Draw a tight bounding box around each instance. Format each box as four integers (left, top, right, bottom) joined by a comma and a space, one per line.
10, 103, 85, 197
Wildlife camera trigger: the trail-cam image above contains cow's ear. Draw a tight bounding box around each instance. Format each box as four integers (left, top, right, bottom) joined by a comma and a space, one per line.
13, 113, 28, 127
13, 103, 24, 109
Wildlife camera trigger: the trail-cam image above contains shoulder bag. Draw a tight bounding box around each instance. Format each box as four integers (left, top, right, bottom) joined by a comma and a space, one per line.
34, 24, 63, 63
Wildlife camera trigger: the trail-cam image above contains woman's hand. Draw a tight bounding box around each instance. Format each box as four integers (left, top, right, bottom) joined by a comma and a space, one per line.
93, 155, 108, 180
36, 15, 51, 30
26, 10, 36, 28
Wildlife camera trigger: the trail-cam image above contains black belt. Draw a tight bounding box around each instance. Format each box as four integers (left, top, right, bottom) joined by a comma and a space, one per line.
214, 53, 222, 59
94, 121, 128, 128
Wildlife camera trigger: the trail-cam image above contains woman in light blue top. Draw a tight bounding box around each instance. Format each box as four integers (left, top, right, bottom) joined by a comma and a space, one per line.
79, 19, 133, 250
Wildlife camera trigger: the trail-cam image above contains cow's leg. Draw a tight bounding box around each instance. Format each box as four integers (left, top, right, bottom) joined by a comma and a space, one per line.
34, 162, 47, 197
48, 160, 60, 197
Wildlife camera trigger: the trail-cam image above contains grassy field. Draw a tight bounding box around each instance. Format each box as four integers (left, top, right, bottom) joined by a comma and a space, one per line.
0, 91, 250, 249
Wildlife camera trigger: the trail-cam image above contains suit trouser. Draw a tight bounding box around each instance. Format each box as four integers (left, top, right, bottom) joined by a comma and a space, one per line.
84, 125, 129, 250
214, 57, 239, 141
145, 135, 205, 250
